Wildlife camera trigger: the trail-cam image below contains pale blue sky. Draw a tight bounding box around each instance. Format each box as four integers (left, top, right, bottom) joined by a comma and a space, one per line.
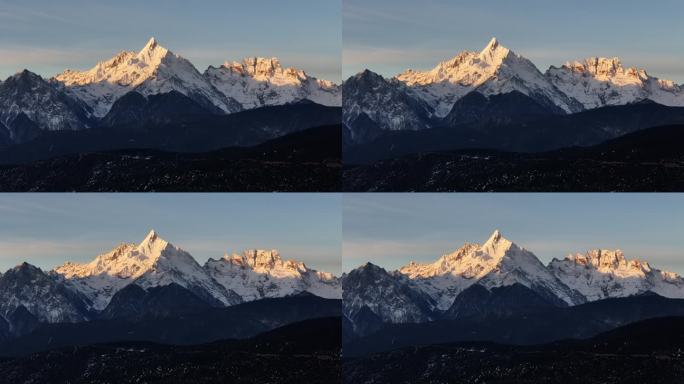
0, 194, 342, 275
343, 194, 684, 274
0, 0, 341, 82
343, 0, 684, 82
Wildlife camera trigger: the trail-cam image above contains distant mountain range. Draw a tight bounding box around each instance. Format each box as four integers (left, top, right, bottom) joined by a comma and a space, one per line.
343, 37, 684, 144
343, 230, 684, 343
0, 38, 341, 145
0, 230, 340, 345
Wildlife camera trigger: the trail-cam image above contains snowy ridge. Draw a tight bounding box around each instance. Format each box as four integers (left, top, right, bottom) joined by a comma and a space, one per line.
398, 230, 583, 309
549, 249, 684, 301
546, 57, 684, 109
53, 242, 138, 311
205, 57, 341, 109
205, 249, 341, 302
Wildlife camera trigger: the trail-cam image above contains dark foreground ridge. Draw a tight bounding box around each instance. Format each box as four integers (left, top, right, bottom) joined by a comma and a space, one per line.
0, 317, 341, 384
343, 317, 684, 384
0, 294, 341, 357
0, 125, 341, 192
344, 124, 684, 192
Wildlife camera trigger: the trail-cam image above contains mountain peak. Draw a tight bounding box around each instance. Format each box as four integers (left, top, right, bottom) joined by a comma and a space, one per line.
482, 229, 511, 251
9, 69, 43, 83
138, 229, 169, 252
478, 37, 511, 63
361, 261, 382, 270
143, 229, 158, 241
484, 37, 499, 51
143, 37, 159, 51
488, 229, 502, 241
137, 37, 169, 61
353, 69, 386, 84
13, 261, 41, 273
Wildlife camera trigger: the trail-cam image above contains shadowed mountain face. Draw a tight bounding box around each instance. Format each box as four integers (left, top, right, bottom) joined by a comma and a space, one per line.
441, 90, 560, 127
98, 284, 212, 321
444, 283, 555, 319
0, 123, 10, 147
0, 70, 93, 137
99, 91, 217, 128
0, 263, 92, 328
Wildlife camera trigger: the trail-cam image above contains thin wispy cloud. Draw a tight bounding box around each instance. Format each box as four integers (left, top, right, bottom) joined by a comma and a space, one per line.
343, 0, 684, 83
0, 0, 341, 81
0, 194, 341, 275
342, 194, 684, 275
342, 238, 444, 272
0, 3, 74, 25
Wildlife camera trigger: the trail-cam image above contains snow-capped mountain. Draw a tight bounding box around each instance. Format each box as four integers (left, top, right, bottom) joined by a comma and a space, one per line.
396, 38, 583, 117
398, 230, 584, 309
0, 230, 340, 333
52, 230, 340, 312
0, 70, 91, 139
342, 262, 434, 325
54, 230, 242, 310
0, 38, 340, 143
344, 38, 684, 143
54, 38, 242, 117
0, 263, 89, 325
344, 230, 684, 330
546, 57, 684, 109
204, 249, 341, 301
205, 57, 341, 109
549, 249, 684, 301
